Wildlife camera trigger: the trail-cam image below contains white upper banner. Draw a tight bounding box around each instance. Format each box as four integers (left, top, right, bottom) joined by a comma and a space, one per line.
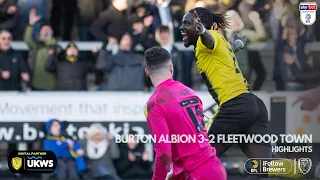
0, 92, 271, 122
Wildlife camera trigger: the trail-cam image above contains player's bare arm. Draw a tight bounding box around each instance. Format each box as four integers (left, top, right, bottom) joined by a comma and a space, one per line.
194, 11, 215, 50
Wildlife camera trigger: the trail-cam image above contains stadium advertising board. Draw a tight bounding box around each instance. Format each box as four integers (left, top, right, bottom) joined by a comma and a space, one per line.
0, 92, 219, 142
1, 92, 317, 143
0, 92, 270, 121
0, 92, 217, 121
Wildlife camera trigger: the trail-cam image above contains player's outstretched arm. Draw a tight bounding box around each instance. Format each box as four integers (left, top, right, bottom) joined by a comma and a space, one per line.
194, 11, 215, 50
229, 32, 247, 53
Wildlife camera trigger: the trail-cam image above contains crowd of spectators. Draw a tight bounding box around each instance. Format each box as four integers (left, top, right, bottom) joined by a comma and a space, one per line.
0, 0, 318, 92
42, 119, 152, 180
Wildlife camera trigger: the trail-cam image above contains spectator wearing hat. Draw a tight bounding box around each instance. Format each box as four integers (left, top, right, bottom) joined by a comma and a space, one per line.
45, 42, 94, 91
24, 9, 61, 90
43, 119, 86, 180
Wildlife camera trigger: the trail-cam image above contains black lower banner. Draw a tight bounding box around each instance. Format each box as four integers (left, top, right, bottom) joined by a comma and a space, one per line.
8, 151, 57, 173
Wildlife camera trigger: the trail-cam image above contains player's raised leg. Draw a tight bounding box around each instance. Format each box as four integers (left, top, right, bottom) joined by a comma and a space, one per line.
206, 93, 259, 157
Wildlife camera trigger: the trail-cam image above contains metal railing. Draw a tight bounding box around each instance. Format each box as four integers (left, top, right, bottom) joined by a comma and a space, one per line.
11, 41, 320, 52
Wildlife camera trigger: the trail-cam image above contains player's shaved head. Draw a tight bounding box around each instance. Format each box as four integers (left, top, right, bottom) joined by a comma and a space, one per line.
145, 47, 172, 74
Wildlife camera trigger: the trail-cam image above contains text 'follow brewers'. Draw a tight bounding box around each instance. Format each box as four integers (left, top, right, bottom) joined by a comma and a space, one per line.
244, 158, 292, 175
8, 151, 57, 173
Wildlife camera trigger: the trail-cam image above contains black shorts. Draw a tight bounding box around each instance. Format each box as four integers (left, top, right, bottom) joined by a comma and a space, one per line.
207, 93, 270, 147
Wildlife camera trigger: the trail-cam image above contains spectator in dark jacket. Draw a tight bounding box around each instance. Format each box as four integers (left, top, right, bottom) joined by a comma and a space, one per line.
50, 0, 77, 40
280, 27, 314, 90
46, 42, 94, 91
80, 123, 121, 180
127, 2, 154, 46
0, 30, 29, 90
0, 0, 23, 39
152, 0, 173, 30
269, 0, 297, 90
90, 0, 129, 43
77, 0, 109, 41
115, 130, 152, 180
96, 33, 145, 91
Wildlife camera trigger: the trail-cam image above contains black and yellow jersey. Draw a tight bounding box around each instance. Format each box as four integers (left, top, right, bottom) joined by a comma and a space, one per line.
195, 30, 250, 105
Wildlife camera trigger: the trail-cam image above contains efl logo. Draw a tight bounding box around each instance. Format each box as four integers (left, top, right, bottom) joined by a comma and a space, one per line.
300, 2, 317, 25
8, 151, 57, 173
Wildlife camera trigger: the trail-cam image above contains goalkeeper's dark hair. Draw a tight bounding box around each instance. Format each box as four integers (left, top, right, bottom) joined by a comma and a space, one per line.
189, 7, 229, 30
144, 47, 171, 73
